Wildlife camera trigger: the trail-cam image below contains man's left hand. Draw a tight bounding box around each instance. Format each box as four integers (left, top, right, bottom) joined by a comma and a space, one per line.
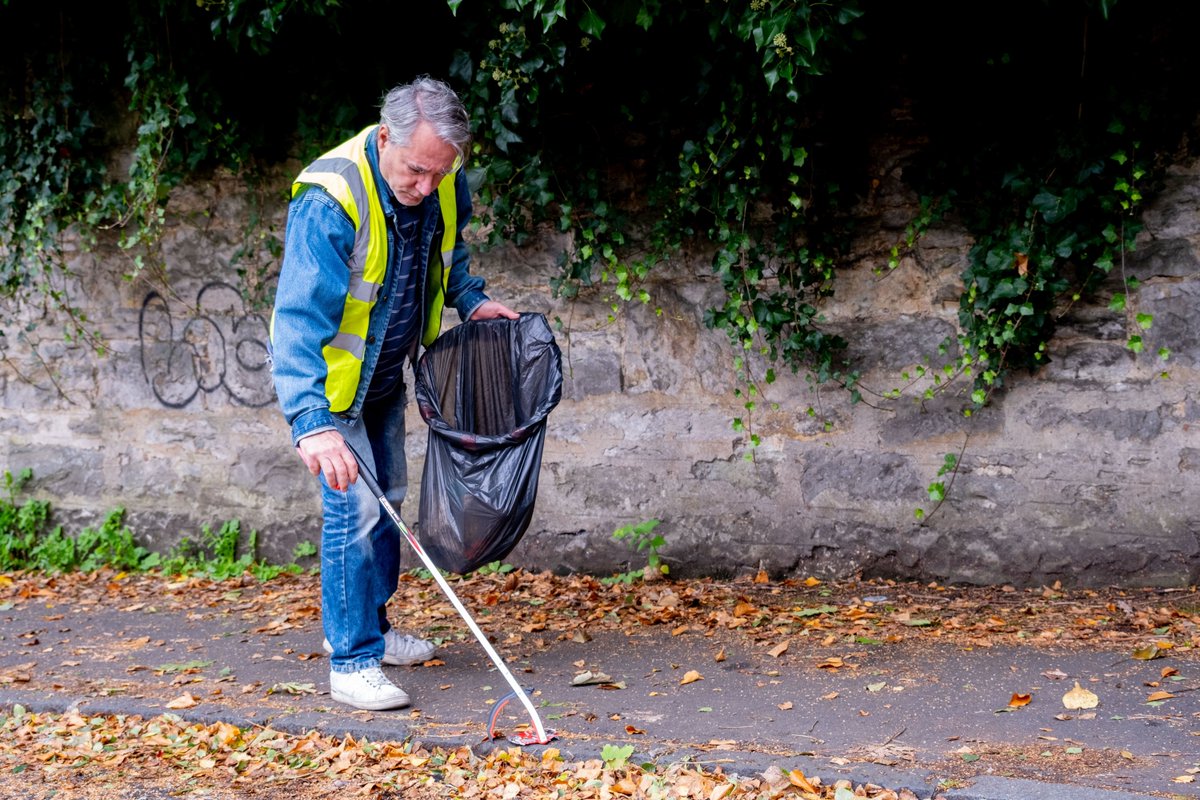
470, 300, 519, 321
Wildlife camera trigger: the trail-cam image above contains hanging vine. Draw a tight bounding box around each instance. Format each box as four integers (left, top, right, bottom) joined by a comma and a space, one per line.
1, 0, 1195, 516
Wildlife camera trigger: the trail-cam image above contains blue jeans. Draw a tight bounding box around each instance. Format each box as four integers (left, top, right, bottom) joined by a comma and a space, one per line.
321, 390, 408, 673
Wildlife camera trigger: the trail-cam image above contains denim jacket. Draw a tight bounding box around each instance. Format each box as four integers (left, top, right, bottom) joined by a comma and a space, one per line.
270, 127, 489, 445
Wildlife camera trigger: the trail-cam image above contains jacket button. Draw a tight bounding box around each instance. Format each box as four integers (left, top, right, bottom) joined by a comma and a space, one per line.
367, 336, 376, 344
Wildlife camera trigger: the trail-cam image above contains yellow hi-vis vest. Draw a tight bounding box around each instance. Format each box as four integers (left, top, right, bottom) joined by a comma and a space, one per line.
289, 125, 457, 413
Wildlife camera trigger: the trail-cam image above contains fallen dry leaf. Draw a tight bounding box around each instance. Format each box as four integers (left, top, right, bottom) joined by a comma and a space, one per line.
571, 670, 613, 686
680, 670, 703, 686
1008, 692, 1032, 708
1062, 681, 1099, 710
732, 601, 757, 618
611, 778, 637, 795
165, 693, 197, 709
767, 641, 788, 658
1146, 690, 1174, 702
267, 682, 316, 695
787, 768, 818, 793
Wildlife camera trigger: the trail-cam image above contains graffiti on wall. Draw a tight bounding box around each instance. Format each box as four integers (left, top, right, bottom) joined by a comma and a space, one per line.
139, 282, 276, 408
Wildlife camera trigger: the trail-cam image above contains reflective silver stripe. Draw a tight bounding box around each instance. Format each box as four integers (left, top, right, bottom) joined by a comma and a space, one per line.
351, 214, 370, 277
347, 274, 379, 303
305, 156, 356, 175
307, 157, 368, 223
303, 155, 375, 298
327, 331, 366, 360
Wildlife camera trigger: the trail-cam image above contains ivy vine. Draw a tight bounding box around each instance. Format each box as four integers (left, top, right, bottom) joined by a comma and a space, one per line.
0, 1, 346, 372
443, 0, 1195, 514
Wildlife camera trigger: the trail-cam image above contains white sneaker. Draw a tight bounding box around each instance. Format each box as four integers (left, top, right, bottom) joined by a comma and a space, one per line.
329, 667, 410, 710
382, 630, 437, 666
323, 630, 437, 667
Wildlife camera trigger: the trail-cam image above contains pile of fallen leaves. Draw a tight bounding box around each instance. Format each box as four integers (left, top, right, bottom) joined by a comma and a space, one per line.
0, 705, 922, 800
1, 568, 1198, 799
440, 569, 1200, 653
4, 568, 1198, 653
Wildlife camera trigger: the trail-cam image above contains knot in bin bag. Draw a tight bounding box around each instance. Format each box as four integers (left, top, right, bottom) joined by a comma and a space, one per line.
414, 313, 563, 574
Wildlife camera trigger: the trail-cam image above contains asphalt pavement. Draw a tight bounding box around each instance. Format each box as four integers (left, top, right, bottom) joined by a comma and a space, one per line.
1, 582, 1197, 800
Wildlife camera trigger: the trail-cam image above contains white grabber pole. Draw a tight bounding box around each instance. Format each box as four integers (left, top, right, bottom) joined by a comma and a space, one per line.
345, 444, 552, 745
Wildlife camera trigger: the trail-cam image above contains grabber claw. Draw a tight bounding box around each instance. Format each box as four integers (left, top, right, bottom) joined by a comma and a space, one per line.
487, 688, 557, 745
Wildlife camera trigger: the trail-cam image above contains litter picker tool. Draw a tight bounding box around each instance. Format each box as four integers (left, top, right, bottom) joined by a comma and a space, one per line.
344, 441, 556, 746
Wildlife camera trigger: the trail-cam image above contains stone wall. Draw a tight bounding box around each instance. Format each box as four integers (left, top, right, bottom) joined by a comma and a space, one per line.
2, 155, 1198, 587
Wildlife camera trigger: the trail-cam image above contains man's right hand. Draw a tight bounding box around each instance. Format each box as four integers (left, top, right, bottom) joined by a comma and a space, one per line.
296, 430, 359, 491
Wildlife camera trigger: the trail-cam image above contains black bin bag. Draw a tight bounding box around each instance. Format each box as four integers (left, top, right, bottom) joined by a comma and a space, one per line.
414, 313, 563, 574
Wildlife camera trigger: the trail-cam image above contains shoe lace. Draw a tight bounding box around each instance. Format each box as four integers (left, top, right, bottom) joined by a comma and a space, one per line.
360, 668, 392, 689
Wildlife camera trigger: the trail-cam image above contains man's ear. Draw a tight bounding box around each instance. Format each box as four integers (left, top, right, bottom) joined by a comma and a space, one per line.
378, 125, 390, 150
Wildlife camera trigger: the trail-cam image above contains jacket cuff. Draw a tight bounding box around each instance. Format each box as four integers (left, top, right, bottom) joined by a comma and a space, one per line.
457, 289, 489, 322
291, 408, 337, 447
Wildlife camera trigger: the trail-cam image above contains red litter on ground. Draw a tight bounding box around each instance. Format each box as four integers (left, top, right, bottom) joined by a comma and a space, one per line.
507, 727, 558, 746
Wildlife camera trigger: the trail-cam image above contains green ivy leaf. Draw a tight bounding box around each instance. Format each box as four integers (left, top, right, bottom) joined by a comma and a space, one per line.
578, 8, 606, 38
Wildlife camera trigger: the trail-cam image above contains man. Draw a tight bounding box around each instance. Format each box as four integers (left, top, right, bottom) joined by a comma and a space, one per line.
270, 77, 518, 711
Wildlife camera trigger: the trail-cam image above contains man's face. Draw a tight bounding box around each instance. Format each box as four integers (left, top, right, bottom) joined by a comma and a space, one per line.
377, 121, 458, 207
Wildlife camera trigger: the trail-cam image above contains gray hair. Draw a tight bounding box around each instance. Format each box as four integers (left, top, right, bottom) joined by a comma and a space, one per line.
379, 77, 471, 165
